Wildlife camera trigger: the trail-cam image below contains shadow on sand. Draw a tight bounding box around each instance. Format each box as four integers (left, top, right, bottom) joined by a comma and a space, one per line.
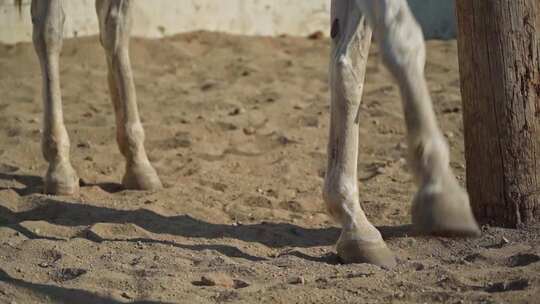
0, 269, 170, 304
0, 172, 413, 262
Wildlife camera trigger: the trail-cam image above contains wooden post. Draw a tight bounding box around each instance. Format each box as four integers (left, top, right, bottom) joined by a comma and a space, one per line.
456, 0, 540, 227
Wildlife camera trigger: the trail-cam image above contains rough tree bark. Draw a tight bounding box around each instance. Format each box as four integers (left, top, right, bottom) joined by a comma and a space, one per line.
456, 0, 540, 227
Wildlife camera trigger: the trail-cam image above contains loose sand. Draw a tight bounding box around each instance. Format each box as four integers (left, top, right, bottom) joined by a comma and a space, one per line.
0, 32, 538, 303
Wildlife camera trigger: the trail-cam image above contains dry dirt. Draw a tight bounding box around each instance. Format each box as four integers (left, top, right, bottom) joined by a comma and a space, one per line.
0, 32, 538, 304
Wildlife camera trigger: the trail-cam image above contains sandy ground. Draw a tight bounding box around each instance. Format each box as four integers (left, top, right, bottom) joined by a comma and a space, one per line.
0, 32, 538, 304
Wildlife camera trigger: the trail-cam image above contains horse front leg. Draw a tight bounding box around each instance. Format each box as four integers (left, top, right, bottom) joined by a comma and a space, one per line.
324, 0, 396, 269
32, 0, 79, 195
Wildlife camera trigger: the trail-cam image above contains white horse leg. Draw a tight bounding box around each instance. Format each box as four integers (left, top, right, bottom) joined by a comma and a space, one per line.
324, 0, 396, 268
31, 0, 79, 195
96, 0, 162, 190
356, 0, 480, 236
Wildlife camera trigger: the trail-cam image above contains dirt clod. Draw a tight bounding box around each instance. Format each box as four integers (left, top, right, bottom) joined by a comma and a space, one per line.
289, 276, 305, 285
199, 273, 236, 288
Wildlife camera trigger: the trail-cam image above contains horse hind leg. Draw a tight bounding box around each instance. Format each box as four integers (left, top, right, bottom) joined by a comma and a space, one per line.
357, 0, 480, 236
96, 0, 162, 191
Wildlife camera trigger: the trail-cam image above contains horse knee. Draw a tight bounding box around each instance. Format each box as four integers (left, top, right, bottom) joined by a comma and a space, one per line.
381, 20, 425, 77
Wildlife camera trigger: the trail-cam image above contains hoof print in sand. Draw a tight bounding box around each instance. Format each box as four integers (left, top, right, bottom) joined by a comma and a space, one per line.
194, 272, 250, 289
506, 253, 540, 268
51, 268, 88, 282
485, 279, 529, 293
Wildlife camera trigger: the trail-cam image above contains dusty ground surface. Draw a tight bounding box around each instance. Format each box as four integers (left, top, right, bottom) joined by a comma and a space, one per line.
0, 32, 538, 304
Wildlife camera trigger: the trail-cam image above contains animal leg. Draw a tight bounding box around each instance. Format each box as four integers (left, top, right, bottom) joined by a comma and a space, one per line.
31, 0, 79, 195
356, 0, 479, 236
96, 0, 162, 190
324, 0, 396, 269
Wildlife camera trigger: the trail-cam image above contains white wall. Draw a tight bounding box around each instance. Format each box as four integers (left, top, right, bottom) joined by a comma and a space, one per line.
0, 0, 456, 44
